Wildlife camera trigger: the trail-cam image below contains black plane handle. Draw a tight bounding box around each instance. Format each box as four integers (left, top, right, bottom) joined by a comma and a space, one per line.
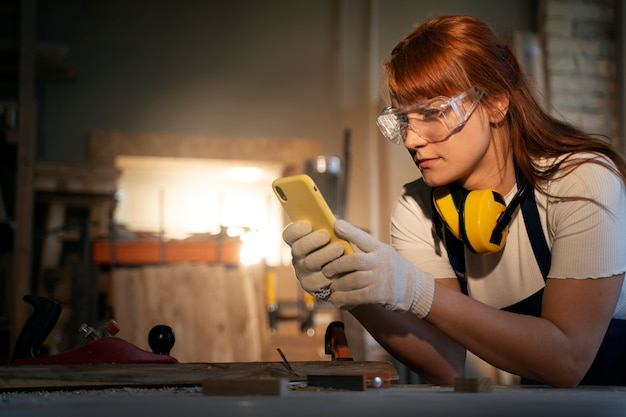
10, 295, 62, 362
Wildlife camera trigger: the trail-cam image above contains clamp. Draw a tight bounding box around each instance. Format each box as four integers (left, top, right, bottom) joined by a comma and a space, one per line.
324, 321, 352, 361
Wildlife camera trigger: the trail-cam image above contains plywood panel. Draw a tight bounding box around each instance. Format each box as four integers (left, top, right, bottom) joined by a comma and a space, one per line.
112, 263, 270, 363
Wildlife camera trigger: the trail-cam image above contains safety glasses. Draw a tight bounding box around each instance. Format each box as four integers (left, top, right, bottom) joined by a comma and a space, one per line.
376, 87, 484, 145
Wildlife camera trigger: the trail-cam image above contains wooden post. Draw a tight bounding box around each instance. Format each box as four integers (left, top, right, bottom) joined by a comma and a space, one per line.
10, 0, 37, 351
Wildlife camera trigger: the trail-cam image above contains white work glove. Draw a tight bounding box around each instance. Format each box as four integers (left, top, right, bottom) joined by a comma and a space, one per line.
323, 220, 435, 318
282, 220, 346, 301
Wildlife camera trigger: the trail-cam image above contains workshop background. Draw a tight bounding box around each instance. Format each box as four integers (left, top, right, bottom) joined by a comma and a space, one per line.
0, 0, 623, 382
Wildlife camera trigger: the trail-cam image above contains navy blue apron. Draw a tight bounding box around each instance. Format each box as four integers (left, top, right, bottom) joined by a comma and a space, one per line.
435, 169, 626, 386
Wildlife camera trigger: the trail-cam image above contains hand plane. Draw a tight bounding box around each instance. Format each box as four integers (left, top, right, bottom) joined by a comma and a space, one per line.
10, 295, 178, 365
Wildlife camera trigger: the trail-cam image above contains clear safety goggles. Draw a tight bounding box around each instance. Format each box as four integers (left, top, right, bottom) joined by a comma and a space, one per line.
376, 87, 485, 145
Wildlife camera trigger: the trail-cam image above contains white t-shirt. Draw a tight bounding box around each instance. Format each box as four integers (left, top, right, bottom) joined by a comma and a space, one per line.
390, 155, 626, 319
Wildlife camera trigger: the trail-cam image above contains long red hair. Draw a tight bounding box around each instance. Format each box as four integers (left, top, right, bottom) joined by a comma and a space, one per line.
384, 15, 626, 187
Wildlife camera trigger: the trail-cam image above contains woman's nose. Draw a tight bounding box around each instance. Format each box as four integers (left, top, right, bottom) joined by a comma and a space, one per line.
403, 128, 429, 149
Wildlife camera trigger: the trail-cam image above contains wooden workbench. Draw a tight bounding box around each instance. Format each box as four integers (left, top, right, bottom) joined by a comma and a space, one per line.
0, 361, 399, 391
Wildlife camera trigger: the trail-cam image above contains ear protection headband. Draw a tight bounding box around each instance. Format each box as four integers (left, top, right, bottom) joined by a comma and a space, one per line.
432, 177, 530, 254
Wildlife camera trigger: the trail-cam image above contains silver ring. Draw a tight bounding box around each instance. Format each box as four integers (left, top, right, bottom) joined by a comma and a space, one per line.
312, 285, 331, 301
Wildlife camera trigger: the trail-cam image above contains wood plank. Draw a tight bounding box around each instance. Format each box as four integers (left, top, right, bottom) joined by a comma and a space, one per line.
39, 201, 65, 270
87, 130, 322, 176
0, 361, 398, 391
202, 378, 288, 396
454, 377, 493, 393
91, 240, 243, 265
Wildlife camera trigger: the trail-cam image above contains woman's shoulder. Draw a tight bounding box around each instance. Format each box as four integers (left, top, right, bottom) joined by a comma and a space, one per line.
535, 151, 618, 173
536, 152, 624, 199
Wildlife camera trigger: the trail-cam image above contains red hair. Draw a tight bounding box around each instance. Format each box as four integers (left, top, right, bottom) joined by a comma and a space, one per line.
384, 15, 626, 187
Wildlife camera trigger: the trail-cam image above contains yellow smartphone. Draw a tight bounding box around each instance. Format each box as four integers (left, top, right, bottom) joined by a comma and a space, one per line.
272, 174, 353, 254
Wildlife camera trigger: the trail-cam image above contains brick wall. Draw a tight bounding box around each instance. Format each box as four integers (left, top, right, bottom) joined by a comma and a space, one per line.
541, 0, 617, 141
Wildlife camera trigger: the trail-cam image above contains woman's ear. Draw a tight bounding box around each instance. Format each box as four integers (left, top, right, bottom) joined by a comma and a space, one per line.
489, 94, 510, 124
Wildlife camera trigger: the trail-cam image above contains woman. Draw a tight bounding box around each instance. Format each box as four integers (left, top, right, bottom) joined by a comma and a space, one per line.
283, 15, 626, 387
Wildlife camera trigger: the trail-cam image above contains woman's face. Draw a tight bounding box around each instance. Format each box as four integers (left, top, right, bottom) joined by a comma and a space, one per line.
405, 100, 504, 191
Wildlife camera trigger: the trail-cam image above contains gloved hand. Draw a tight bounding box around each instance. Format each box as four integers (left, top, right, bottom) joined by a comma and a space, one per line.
282, 220, 347, 301
323, 220, 435, 318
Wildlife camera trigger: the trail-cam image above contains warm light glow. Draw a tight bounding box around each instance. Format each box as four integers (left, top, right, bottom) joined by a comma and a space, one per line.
226, 166, 263, 183
114, 156, 286, 266
226, 226, 246, 237
239, 230, 265, 265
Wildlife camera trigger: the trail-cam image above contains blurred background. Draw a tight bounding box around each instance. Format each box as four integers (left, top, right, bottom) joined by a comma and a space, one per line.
0, 0, 623, 383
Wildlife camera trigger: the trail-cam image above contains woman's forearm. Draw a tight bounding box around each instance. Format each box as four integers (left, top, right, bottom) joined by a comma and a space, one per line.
349, 304, 466, 384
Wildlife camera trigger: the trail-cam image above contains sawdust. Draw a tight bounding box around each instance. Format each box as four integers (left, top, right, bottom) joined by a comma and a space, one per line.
1, 386, 203, 400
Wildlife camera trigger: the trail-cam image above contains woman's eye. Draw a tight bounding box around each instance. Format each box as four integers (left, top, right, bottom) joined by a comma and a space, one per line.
421, 108, 442, 120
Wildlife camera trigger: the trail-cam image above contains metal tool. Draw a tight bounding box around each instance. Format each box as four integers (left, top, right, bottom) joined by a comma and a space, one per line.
78, 319, 120, 340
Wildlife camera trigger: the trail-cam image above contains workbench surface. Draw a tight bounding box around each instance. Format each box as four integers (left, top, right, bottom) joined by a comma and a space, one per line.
1, 384, 625, 417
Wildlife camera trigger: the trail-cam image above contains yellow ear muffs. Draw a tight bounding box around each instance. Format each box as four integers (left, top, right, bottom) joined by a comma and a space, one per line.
432, 185, 463, 240
459, 189, 507, 254
433, 184, 507, 254
433, 176, 531, 255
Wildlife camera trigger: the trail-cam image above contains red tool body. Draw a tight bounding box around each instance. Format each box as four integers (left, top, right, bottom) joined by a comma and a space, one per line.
11, 337, 177, 365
